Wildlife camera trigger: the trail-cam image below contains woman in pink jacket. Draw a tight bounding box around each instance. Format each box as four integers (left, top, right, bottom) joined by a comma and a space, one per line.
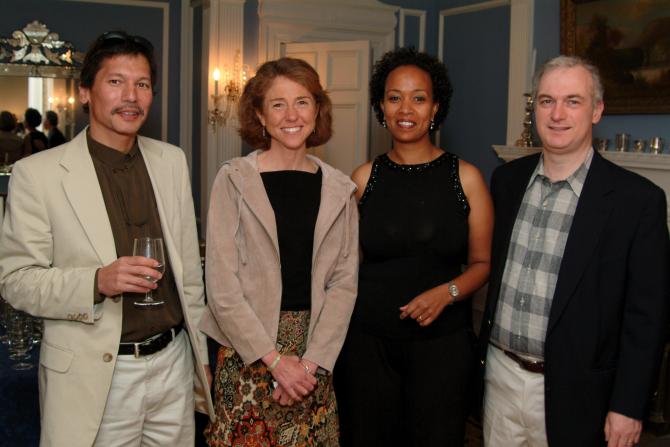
200, 57, 359, 446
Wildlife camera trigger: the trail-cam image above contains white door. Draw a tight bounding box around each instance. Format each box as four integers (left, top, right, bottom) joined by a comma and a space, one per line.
282, 40, 370, 175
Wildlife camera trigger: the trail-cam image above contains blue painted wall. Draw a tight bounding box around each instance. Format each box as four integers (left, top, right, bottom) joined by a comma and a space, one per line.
0, 0, 181, 146
441, 4, 510, 181
381, 0, 510, 182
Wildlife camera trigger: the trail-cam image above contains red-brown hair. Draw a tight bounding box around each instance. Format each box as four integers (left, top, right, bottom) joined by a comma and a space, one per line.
238, 57, 333, 149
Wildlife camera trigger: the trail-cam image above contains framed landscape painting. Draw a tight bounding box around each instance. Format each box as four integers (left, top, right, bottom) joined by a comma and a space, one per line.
561, 0, 670, 114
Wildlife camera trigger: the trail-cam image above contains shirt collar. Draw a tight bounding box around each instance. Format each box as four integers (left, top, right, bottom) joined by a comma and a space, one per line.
87, 130, 140, 169
527, 148, 593, 197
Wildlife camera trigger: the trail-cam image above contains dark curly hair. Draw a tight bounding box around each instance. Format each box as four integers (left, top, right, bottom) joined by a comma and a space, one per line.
238, 57, 332, 149
370, 47, 452, 133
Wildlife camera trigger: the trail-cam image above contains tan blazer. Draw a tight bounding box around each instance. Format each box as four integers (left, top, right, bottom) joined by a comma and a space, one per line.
199, 151, 359, 372
0, 130, 214, 447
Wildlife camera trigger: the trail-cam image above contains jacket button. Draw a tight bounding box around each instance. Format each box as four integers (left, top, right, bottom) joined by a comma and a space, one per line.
103, 353, 113, 362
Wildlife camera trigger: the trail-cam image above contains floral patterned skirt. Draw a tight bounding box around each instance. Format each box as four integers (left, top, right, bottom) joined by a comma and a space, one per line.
205, 311, 340, 447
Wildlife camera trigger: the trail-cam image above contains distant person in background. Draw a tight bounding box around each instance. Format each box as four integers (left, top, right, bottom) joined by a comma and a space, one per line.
43, 110, 67, 148
23, 108, 48, 155
14, 120, 25, 139
0, 111, 25, 164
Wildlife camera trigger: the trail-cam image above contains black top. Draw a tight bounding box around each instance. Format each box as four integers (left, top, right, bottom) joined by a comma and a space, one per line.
353, 152, 470, 339
262, 168, 322, 311
48, 128, 67, 148
26, 130, 48, 154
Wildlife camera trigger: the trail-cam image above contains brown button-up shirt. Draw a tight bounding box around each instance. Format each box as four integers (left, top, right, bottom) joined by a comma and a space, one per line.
88, 132, 183, 342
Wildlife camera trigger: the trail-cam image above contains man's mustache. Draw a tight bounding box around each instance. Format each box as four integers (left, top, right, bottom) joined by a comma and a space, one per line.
111, 105, 145, 116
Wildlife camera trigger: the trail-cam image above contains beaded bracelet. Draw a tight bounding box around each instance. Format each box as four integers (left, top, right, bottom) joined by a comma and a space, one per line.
268, 354, 281, 372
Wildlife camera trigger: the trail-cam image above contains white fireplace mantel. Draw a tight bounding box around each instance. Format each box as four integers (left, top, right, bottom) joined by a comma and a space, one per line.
493, 145, 670, 228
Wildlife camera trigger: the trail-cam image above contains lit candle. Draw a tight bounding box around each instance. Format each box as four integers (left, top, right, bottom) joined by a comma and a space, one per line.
213, 68, 220, 96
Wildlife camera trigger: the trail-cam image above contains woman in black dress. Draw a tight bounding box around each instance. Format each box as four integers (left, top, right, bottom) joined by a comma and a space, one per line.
335, 48, 493, 446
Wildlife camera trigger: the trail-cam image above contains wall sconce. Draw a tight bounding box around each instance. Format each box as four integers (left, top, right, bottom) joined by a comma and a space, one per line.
47, 95, 76, 127
208, 50, 252, 131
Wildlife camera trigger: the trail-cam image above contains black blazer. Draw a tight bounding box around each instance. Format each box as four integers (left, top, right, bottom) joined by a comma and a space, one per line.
479, 151, 670, 446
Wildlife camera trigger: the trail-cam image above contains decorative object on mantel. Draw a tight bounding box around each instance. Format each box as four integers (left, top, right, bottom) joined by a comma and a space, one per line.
514, 93, 534, 147
594, 136, 666, 154
650, 137, 664, 155
208, 49, 252, 131
615, 133, 630, 152
493, 145, 670, 163
594, 138, 610, 152
0, 21, 83, 78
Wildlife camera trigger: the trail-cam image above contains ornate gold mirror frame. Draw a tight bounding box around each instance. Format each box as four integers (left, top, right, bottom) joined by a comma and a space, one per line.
0, 20, 83, 78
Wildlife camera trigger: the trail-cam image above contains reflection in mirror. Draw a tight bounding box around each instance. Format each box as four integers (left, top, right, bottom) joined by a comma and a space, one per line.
0, 21, 83, 165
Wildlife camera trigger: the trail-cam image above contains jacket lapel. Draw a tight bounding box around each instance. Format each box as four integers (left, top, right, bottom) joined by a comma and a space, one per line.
313, 179, 348, 261
547, 151, 615, 333
60, 131, 117, 266
230, 155, 280, 256
139, 137, 185, 284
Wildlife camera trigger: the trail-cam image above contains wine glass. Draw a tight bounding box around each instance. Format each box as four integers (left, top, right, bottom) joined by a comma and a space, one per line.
132, 237, 166, 307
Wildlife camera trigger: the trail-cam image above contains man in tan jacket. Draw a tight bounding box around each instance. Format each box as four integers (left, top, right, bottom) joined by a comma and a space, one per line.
0, 31, 213, 446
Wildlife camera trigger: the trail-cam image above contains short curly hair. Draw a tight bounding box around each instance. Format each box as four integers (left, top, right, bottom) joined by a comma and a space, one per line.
238, 57, 332, 149
370, 47, 452, 133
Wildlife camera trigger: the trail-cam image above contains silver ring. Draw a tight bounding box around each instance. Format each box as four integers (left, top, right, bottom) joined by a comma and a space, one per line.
418, 315, 423, 321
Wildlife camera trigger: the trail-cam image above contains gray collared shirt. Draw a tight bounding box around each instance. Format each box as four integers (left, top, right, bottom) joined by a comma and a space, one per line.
491, 149, 593, 359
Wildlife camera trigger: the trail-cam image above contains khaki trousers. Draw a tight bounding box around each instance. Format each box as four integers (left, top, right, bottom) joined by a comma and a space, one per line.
483, 345, 548, 447
94, 330, 195, 447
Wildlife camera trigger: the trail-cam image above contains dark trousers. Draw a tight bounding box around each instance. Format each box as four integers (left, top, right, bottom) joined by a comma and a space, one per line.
334, 327, 475, 447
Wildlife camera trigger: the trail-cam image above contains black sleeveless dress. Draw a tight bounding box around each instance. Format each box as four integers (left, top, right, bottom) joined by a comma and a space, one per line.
335, 152, 475, 447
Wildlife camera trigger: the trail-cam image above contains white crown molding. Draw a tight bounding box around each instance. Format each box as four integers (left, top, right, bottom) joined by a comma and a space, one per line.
398, 8, 426, 52
63, 0, 170, 142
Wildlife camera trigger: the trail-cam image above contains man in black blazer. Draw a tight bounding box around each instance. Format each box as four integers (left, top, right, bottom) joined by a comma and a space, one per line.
480, 55, 670, 447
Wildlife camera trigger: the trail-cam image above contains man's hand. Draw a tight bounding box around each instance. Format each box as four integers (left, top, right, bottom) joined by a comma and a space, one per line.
97, 256, 162, 297
604, 411, 642, 447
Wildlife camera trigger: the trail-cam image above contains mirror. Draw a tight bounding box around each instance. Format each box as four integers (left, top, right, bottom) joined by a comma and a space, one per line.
0, 21, 83, 145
